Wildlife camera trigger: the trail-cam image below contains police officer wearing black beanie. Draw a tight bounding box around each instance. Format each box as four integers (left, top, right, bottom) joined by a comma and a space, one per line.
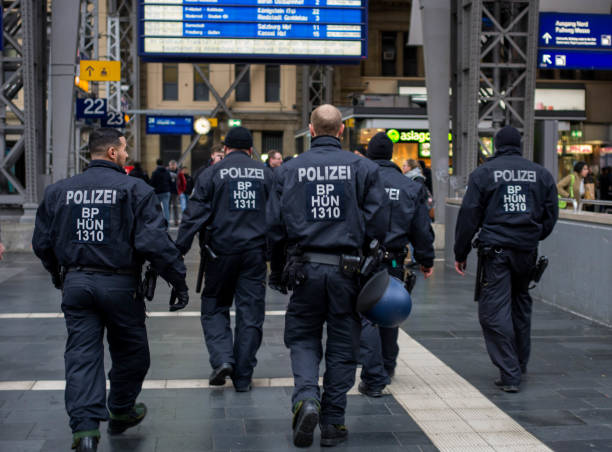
358, 132, 435, 398
454, 125, 558, 393
177, 126, 273, 392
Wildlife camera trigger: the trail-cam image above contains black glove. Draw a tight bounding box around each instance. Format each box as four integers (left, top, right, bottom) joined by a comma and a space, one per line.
51, 272, 63, 290
281, 257, 306, 291
268, 270, 288, 294
169, 288, 189, 311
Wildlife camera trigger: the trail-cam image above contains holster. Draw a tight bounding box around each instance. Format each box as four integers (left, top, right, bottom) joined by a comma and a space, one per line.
282, 248, 307, 290
138, 265, 157, 301
530, 255, 548, 287
474, 242, 494, 302
196, 228, 216, 293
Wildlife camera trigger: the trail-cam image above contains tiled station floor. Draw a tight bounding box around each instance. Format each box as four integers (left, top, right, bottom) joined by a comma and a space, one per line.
0, 248, 611, 452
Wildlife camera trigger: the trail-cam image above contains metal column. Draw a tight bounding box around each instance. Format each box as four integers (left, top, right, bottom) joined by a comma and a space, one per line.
420, 0, 451, 223
451, 0, 539, 185
49, 0, 81, 183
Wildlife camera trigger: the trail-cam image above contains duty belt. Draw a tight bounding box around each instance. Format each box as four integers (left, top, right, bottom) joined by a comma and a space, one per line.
382, 250, 407, 262
66, 266, 137, 275
302, 252, 342, 266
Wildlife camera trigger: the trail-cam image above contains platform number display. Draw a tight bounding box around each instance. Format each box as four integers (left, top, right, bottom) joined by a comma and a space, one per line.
76, 98, 107, 119
101, 112, 126, 128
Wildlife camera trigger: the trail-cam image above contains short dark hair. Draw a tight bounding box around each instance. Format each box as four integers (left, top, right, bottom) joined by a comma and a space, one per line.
269, 150, 282, 159
88, 128, 124, 156
156, 158, 164, 166
574, 161, 587, 173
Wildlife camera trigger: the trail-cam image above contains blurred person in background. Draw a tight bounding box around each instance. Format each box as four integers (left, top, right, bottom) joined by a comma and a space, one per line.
267, 150, 283, 169
128, 162, 150, 185
557, 161, 589, 209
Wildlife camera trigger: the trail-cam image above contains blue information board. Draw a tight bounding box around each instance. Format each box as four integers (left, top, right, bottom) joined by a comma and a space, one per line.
539, 13, 612, 50
146, 116, 194, 134
76, 98, 108, 119
138, 0, 368, 63
538, 49, 612, 70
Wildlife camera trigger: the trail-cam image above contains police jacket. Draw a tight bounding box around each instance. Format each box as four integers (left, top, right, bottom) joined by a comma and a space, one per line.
267, 136, 389, 253
32, 160, 187, 289
176, 150, 273, 255
454, 146, 558, 262
151, 166, 172, 194
374, 160, 435, 268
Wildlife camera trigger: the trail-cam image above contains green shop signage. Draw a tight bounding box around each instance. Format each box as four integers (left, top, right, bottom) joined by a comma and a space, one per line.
386, 129, 452, 144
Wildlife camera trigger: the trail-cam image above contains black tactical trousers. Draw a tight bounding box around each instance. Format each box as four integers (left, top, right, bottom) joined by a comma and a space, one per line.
479, 248, 536, 385
201, 248, 266, 388
359, 264, 402, 389
285, 262, 361, 425
62, 271, 150, 433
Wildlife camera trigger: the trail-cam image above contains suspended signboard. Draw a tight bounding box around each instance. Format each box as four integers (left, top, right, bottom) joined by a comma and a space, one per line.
138, 0, 368, 64
146, 116, 194, 134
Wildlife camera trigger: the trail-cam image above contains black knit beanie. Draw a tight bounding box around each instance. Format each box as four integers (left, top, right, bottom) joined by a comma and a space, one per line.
494, 125, 522, 150
367, 132, 394, 160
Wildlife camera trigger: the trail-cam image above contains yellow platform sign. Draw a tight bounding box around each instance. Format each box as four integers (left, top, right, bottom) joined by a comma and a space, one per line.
79, 60, 121, 81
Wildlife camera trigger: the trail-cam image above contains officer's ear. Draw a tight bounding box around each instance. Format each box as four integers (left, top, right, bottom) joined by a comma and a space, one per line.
106, 145, 117, 162
336, 123, 345, 139
247, 147, 253, 156
309, 123, 316, 137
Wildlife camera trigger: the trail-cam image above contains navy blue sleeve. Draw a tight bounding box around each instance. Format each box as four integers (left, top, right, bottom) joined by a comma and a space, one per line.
362, 164, 390, 243
409, 187, 435, 268
540, 170, 559, 241
133, 191, 187, 290
266, 167, 287, 245
175, 170, 214, 255
32, 186, 59, 275
454, 172, 484, 262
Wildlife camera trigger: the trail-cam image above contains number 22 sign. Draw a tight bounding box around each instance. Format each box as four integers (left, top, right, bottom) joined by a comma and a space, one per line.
76, 98, 107, 119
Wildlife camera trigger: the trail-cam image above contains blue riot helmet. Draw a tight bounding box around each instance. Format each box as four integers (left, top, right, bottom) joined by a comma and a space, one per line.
357, 269, 412, 328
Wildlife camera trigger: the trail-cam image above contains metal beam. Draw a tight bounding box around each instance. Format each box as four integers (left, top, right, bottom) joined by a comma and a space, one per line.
451, 0, 539, 185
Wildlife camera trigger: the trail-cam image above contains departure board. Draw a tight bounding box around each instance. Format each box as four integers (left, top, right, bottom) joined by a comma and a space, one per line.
138, 0, 368, 63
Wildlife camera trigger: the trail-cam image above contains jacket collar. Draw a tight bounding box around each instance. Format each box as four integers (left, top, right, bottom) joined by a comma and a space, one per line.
492, 145, 522, 158
224, 150, 251, 160
311, 135, 342, 149
85, 160, 126, 174
373, 159, 402, 173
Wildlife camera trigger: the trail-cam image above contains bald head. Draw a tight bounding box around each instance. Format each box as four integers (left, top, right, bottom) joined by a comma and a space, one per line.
310, 104, 343, 137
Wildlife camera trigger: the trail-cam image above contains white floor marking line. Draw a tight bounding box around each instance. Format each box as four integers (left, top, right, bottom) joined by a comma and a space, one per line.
0, 310, 287, 319
387, 329, 552, 452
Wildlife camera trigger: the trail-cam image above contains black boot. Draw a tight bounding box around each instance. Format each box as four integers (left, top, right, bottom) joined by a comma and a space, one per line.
71, 430, 100, 452
320, 423, 348, 447
209, 363, 234, 386
292, 399, 320, 448
108, 402, 147, 434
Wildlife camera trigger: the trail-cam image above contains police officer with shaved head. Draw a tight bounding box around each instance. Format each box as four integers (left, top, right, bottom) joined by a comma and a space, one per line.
32, 128, 188, 452
176, 126, 273, 393
268, 104, 389, 448
358, 132, 435, 398
454, 125, 558, 393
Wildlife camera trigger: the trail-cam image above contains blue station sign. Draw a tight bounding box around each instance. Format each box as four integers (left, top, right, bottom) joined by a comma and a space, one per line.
146, 116, 194, 135
539, 13, 612, 49
538, 49, 612, 70
138, 0, 368, 64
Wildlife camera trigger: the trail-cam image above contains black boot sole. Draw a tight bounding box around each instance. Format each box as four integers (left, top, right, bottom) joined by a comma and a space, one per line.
321, 434, 348, 447
293, 406, 319, 448
107, 406, 147, 435
209, 365, 233, 386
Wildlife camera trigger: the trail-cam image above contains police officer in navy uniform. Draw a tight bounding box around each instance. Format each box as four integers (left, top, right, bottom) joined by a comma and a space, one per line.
32, 128, 189, 452
267, 105, 389, 448
176, 127, 272, 392
454, 125, 558, 393
358, 132, 435, 397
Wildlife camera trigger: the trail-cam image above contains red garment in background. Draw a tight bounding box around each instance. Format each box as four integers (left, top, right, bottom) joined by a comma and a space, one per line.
176, 169, 187, 195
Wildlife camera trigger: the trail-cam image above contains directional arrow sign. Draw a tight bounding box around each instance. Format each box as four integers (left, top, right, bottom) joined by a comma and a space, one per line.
542, 32, 552, 45
79, 60, 121, 81
542, 54, 552, 65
